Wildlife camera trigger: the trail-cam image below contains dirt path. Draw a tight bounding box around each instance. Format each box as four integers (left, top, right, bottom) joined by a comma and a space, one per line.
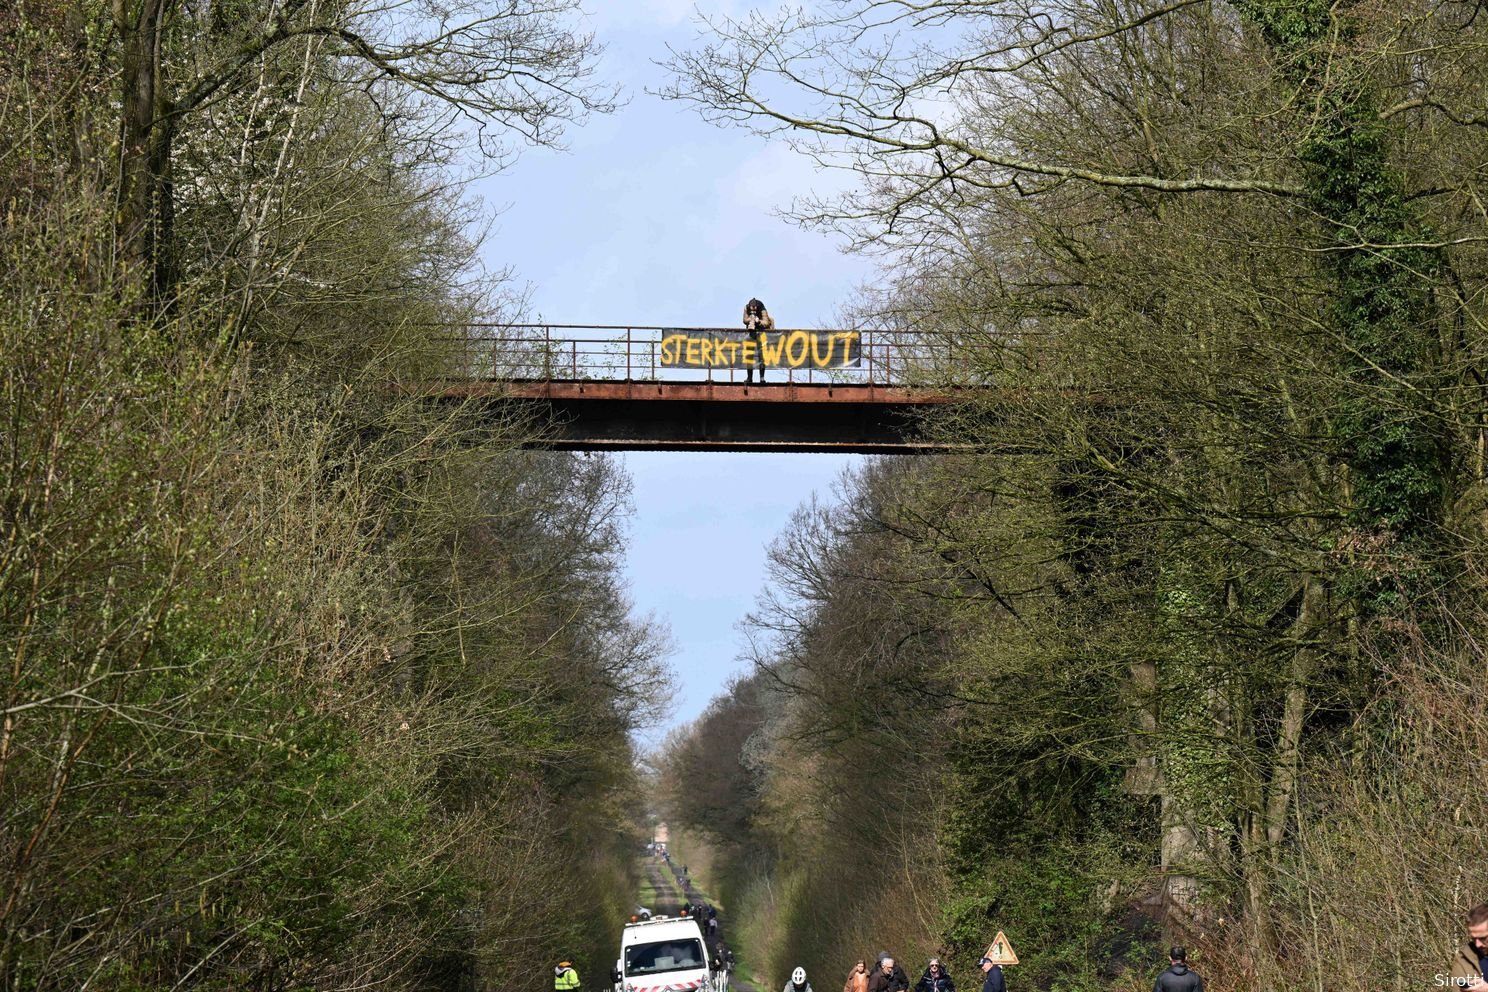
626, 853, 767, 992
642, 858, 686, 916
658, 859, 763, 992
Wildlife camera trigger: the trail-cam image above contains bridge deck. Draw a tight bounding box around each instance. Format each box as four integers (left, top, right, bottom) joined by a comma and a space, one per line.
437, 325, 960, 452
443, 379, 948, 404
439, 380, 955, 453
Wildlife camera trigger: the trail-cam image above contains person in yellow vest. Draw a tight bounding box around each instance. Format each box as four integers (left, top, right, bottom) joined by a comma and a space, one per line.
555, 960, 581, 991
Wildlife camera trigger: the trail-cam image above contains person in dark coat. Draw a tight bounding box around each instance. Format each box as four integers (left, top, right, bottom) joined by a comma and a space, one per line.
914, 959, 953, 992
976, 956, 1005, 992
867, 956, 908, 992
1153, 947, 1203, 992
742, 298, 775, 384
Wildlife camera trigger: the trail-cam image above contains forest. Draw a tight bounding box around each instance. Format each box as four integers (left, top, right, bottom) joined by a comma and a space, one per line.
656, 0, 1488, 990
7, 0, 1488, 989
2, 0, 669, 988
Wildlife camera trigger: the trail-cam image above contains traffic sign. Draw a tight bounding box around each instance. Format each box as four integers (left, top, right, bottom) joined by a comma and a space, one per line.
984, 932, 1019, 966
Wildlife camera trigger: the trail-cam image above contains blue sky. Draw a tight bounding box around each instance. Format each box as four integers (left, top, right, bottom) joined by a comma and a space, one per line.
473, 2, 875, 736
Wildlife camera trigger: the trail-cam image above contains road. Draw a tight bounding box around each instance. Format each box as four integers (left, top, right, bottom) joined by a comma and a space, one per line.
644, 854, 761, 992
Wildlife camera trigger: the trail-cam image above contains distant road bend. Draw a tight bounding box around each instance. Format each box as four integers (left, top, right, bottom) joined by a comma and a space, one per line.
429, 323, 964, 453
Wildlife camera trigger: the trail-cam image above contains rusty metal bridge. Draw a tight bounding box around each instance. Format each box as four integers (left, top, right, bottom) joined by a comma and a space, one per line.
436, 324, 958, 453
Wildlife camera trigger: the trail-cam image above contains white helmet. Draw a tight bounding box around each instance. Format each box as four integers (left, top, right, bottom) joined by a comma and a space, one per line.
792, 967, 807, 986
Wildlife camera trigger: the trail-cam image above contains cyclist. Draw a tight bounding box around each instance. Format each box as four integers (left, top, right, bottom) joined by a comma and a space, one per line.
784, 966, 814, 992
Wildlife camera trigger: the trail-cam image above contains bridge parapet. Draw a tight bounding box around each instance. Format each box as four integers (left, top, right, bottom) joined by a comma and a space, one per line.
448, 324, 946, 387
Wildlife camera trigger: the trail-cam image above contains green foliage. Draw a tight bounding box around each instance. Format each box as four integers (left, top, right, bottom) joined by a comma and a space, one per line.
1, 2, 657, 988
662, 0, 1488, 986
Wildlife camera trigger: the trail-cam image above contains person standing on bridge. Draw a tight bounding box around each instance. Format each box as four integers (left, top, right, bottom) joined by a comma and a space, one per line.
742, 298, 774, 384
554, 961, 581, 992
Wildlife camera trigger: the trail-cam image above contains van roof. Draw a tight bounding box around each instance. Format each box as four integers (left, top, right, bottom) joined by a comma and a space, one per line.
621, 916, 705, 945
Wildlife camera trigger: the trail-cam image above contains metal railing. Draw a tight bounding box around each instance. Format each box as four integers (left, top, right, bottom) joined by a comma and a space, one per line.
445, 324, 950, 387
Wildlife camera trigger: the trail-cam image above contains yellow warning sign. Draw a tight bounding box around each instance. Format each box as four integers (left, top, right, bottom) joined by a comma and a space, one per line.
984, 932, 1019, 966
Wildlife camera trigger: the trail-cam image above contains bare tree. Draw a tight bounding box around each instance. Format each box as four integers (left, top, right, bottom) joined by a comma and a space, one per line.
116, 0, 618, 305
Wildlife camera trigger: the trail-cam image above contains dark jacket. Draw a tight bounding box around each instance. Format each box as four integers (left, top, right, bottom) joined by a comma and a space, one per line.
914, 967, 953, 992
1153, 963, 1203, 992
867, 964, 908, 992
979, 966, 1005, 992
742, 304, 775, 333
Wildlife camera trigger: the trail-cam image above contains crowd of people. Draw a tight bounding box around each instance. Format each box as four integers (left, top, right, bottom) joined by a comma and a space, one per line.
561, 894, 1488, 992
779, 946, 1204, 992
782, 951, 1008, 992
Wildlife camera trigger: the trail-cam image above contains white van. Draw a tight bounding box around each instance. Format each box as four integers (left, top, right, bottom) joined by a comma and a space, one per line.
610, 915, 711, 992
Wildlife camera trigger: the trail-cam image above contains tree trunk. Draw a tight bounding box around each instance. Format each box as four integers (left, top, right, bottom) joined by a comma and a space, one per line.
115, 0, 172, 305
1264, 574, 1323, 852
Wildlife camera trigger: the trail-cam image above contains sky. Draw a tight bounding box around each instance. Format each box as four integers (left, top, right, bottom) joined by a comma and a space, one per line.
473, 2, 877, 738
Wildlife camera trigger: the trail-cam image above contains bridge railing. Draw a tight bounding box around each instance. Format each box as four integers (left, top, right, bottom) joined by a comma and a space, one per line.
446, 324, 949, 387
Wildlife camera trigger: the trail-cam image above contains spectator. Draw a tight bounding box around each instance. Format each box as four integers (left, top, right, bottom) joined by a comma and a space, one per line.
915, 959, 953, 992
843, 960, 869, 992
1449, 903, 1488, 990
742, 298, 775, 384
1153, 947, 1203, 992
868, 956, 908, 992
976, 955, 1005, 992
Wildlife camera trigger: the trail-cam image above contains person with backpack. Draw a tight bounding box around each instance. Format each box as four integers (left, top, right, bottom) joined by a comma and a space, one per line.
742, 298, 775, 383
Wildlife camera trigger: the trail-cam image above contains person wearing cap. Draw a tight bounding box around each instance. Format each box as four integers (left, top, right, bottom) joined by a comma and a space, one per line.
977, 954, 1006, 992
555, 960, 581, 992
1153, 947, 1203, 992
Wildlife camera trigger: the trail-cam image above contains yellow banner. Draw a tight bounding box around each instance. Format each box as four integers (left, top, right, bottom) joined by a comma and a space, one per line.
659, 330, 861, 369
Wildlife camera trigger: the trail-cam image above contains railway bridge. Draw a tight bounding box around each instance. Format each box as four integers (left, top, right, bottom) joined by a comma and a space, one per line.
433, 324, 959, 453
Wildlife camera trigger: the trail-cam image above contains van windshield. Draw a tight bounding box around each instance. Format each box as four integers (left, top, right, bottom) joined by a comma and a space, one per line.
625, 938, 707, 976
